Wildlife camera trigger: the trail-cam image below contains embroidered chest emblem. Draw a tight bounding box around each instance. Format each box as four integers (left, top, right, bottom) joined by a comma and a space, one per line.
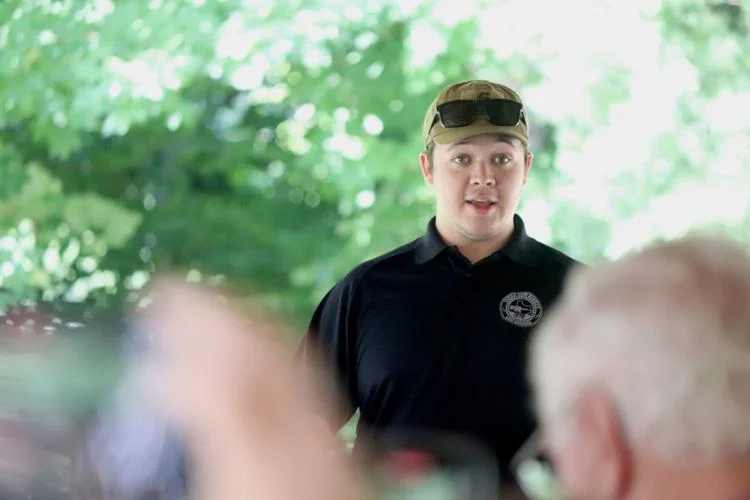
499, 291, 543, 327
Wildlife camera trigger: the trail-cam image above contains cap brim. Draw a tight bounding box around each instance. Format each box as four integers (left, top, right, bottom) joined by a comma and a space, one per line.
431, 122, 528, 146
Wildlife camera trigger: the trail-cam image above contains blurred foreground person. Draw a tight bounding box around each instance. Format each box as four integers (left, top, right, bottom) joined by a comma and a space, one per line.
135, 279, 368, 500
526, 236, 750, 500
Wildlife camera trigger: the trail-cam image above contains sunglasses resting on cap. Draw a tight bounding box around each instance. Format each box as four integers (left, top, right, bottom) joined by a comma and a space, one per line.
422, 80, 530, 148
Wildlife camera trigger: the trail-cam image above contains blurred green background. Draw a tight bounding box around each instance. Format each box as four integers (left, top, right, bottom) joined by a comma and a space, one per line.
2, 0, 750, 329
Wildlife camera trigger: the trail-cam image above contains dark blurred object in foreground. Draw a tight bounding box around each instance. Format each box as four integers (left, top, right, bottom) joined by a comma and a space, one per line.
368, 430, 500, 500
0, 303, 187, 500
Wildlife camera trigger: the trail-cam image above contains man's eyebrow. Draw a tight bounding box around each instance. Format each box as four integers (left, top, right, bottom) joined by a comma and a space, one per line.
447, 136, 516, 151
446, 141, 468, 152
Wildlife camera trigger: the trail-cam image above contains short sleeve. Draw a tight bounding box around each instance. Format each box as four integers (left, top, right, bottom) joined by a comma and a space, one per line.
297, 279, 359, 431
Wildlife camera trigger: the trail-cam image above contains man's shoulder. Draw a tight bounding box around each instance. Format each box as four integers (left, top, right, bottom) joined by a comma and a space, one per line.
524, 236, 582, 274
335, 238, 421, 289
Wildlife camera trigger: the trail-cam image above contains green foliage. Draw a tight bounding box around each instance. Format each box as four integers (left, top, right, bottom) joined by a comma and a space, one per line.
2, 0, 750, 323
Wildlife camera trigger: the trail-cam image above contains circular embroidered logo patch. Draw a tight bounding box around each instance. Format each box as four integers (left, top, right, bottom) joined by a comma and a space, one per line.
499, 291, 543, 328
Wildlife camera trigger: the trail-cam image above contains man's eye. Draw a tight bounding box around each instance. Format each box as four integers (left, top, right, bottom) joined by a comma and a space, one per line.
452, 154, 470, 165
493, 155, 511, 164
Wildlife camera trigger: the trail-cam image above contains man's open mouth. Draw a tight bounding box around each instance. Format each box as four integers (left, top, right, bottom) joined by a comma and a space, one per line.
466, 200, 497, 207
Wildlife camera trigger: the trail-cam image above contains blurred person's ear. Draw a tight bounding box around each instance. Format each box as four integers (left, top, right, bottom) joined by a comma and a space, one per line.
551, 390, 631, 500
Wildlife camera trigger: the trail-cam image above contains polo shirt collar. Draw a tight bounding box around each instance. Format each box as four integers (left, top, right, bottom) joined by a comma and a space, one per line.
415, 214, 538, 265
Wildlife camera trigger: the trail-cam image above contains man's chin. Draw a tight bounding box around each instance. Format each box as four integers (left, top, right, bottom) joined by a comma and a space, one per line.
458, 228, 504, 243
458, 218, 507, 237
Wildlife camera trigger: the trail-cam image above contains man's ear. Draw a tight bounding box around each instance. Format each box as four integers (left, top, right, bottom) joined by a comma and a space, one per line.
419, 151, 433, 185
571, 390, 632, 499
523, 151, 533, 185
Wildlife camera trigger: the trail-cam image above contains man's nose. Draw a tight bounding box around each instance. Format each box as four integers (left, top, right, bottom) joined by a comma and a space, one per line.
470, 161, 496, 186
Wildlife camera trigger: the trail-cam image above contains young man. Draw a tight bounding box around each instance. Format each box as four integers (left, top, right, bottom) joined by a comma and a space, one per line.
299, 79, 580, 489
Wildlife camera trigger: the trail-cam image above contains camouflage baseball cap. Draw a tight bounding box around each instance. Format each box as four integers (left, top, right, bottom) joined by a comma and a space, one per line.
422, 80, 529, 148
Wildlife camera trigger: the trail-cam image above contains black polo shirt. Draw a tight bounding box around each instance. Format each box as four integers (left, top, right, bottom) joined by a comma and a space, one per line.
299, 214, 579, 481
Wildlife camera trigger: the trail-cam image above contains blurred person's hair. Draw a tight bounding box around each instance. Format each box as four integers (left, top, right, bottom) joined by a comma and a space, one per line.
530, 235, 750, 461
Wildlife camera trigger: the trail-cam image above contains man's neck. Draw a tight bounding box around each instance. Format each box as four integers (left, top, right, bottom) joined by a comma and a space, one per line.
457, 237, 511, 264
630, 453, 750, 500
437, 220, 515, 264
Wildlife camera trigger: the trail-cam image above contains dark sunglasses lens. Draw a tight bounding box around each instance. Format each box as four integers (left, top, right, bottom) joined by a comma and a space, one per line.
437, 101, 477, 127
482, 100, 523, 126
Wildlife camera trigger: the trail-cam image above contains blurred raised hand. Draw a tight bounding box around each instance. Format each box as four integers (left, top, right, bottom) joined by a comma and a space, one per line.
134, 277, 369, 500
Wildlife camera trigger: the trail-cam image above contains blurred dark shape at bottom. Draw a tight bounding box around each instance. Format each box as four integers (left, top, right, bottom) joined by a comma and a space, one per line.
0, 303, 190, 500
365, 430, 500, 500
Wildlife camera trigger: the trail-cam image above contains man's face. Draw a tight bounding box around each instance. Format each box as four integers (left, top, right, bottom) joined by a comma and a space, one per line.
419, 134, 532, 245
